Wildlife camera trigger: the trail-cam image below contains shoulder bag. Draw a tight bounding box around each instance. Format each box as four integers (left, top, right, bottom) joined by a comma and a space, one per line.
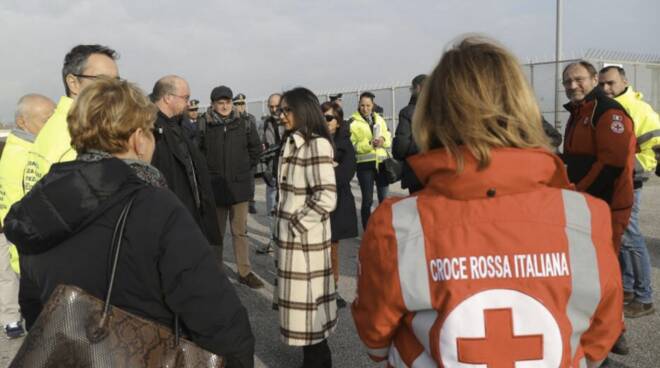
9, 195, 225, 368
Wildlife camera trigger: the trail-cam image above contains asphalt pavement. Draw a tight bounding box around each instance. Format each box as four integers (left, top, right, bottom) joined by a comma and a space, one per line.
2, 178, 660, 367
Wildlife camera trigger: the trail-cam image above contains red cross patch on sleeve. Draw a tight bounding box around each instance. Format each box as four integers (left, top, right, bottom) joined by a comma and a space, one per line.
611, 121, 625, 134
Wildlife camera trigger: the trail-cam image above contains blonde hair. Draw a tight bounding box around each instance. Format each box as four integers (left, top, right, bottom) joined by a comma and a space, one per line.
412, 36, 550, 171
68, 78, 156, 154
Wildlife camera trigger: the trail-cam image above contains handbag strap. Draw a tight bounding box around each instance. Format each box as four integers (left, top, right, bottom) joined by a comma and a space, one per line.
101, 195, 137, 318
99, 193, 183, 347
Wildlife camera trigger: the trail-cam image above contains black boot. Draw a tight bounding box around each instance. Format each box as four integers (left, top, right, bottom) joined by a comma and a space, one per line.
301, 339, 332, 368
611, 333, 629, 355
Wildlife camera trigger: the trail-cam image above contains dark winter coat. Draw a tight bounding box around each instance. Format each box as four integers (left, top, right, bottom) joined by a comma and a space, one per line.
542, 117, 563, 149
4, 157, 255, 368
261, 116, 284, 187
330, 125, 358, 241
393, 96, 423, 193
151, 111, 221, 245
198, 111, 262, 206
181, 116, 200, 147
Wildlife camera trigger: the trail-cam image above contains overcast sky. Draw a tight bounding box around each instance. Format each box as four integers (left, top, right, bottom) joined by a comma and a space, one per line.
1, 0, 659, 122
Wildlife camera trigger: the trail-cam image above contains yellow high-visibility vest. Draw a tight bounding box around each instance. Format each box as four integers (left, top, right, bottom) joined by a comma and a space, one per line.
0, 129, 36, 274
615, 86, 660, 181
349, 111, 391, 166
23, 96, 76, 193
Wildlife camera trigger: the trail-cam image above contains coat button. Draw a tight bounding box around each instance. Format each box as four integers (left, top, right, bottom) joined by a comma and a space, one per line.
289, 138, 295, 144
282, 176, 287, 181
486, 188, 496, 197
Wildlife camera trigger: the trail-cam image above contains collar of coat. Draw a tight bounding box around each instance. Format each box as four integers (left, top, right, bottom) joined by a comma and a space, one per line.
286, 130, 308, 149
562, 86, 606, 111
408, 147, 572, 200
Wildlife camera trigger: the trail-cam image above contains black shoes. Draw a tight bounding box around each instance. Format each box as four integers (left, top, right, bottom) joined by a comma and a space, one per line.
336, 294, 347, 309
611, 334, 629, 355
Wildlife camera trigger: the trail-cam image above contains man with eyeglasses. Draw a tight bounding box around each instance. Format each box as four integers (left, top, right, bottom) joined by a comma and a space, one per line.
150, 75, 222, 257
562, 60, 635, 356
234, 93, 259, 214
23, 44, 119, 192
197, 86, 263, 288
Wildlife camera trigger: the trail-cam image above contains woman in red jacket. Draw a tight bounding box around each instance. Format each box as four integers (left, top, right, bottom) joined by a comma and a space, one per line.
352, 36, 623, 368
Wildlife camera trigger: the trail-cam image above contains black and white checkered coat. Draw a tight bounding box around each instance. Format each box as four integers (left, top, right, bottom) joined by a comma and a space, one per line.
275, 131, 338, 346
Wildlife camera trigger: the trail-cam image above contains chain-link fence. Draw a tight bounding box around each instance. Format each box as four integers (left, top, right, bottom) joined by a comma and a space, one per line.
243, 52, 660, 136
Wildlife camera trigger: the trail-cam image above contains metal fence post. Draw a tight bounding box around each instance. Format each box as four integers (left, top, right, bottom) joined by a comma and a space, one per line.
391, 86, 397, 134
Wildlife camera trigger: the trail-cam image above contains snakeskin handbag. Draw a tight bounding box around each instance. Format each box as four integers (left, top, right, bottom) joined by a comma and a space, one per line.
9, 196, 225, 368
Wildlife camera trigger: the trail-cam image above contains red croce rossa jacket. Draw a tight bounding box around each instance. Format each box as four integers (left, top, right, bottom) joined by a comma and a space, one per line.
352, 147, 623, 368
562, 87, 636, 251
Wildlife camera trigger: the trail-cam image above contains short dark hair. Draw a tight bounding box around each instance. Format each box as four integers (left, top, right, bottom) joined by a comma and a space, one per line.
359, 91, 375, 102
62, 44, 118, 97
563, 60, 597, 80
412, 74, 427, 88
282, 87, 332, 143
320, 101, 344, 127
599, 65, 626, 78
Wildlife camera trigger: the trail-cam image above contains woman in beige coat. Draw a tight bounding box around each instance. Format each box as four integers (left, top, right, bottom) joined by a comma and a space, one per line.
275, 87, 337, 367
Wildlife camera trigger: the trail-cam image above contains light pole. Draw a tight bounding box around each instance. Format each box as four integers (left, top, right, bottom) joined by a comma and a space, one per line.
554, 0, 563, 130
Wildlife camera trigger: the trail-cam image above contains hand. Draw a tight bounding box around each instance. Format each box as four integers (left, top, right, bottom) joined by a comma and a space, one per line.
372, 137, 384, 148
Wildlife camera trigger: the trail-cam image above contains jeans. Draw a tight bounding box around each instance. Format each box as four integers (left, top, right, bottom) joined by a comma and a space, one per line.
356, 164, 389, 230
266, 184, 277, 216
266, 184, 278, 243
620, 188, 653, 303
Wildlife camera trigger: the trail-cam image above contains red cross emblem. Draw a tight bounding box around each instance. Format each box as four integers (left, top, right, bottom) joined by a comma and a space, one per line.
457, 308, 543, 368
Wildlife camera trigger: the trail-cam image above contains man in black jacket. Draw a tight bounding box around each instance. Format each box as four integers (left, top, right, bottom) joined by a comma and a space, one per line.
234, 93, 259, 215
393, 74, 426, 194
198, 86, 263, 289
150, 76, 222, 252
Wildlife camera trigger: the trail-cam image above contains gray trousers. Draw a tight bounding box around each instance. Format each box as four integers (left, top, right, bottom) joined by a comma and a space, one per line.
0, 233, 20, 325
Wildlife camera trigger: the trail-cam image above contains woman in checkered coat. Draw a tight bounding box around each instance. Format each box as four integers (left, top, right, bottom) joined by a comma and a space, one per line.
275, 87, 338, 367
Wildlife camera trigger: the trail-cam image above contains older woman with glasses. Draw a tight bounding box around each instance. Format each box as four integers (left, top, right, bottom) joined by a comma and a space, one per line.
5, 78, 255, 368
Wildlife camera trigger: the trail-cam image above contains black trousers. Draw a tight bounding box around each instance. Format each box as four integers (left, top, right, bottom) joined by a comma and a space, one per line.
302, 339, 332, 368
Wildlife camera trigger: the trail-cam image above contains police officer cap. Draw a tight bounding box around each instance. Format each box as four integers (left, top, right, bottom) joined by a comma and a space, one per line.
233, 93, 247, 103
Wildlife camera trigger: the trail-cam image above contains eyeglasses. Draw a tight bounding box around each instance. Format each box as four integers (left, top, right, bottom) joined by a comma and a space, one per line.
280, 106, 292, 115
234, 102, 246, 106
73, 74, 122, 81
324, 115, 336, 122
169, 93, 190, 102
268, 105, 279, 109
